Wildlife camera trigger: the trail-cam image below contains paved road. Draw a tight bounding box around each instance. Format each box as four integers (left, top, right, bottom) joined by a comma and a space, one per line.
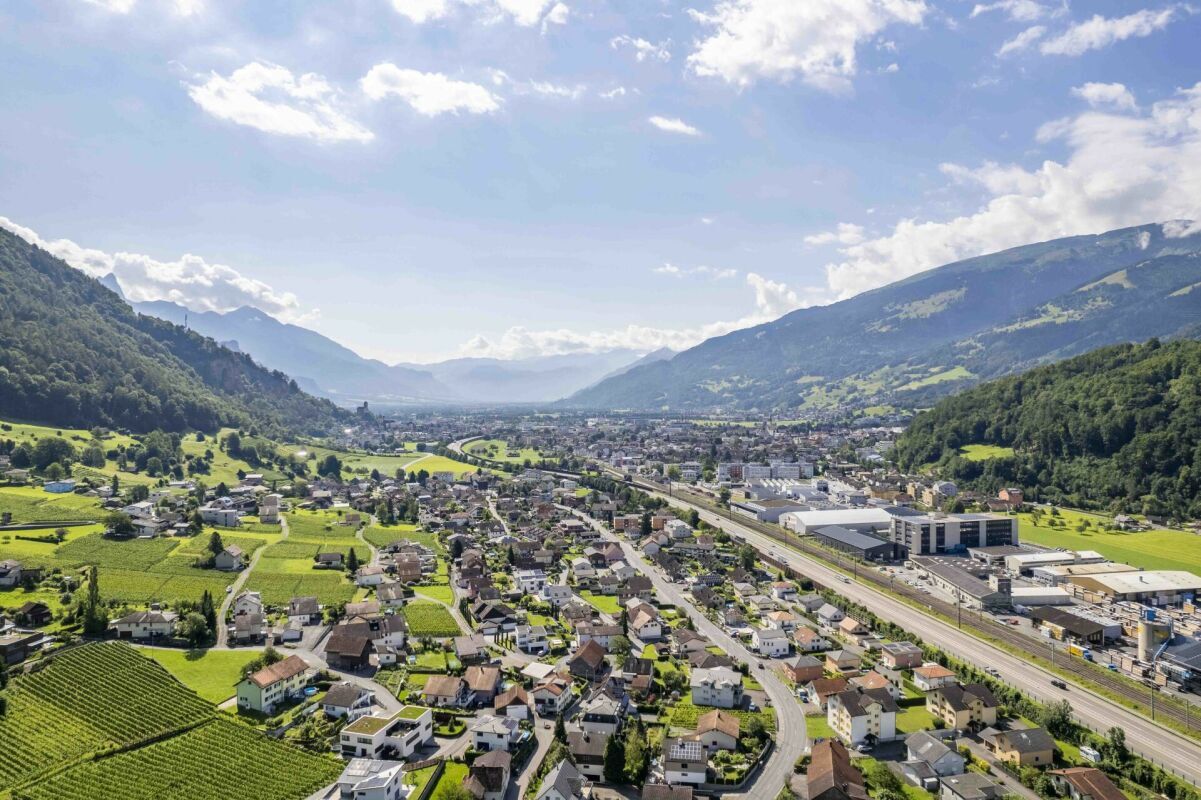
570, 510, 808, 799
216, 515, 289, 646
640, 485, 1201, 787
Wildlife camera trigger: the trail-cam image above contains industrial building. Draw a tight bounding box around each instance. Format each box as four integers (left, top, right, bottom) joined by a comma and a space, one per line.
1030, 607, 1111, 645
731, 498, 810, 523
890, 512, 1019, 556
1064, 571, 1201, 606
911, 557, 1012, 610
1004, 550, 1105, 576
813, 526, 898, 561
1030, 562, 1140, 586
780, 508, 896, 536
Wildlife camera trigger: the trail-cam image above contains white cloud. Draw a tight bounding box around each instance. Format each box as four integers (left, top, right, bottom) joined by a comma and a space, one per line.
804, 223, 866, 246
600, 86, 628, 100
686, 0, 928, 91
521, 81, 586, 100
361, 64, 500, 116
0, 216, 313, 322
457, 272, 825, 358
654, 263, 738, 279
1071, 82, 1138, 111
81, 0, 202, 15
610, 35, 672, 62
1040, 7, 1183, 56
996, 25, 1045, 55
649, 115, 701, 136
822, 82, 1201, 299
970, 0, 1061, 22
389, 0, 563, 27
187, 61, 373, 143
883, 62, 900, 73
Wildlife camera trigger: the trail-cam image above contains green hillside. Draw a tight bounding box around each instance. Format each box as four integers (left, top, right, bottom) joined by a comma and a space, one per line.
893, 339, 1201, 519
0, 228, 349, 436
568, 224, 1201, 414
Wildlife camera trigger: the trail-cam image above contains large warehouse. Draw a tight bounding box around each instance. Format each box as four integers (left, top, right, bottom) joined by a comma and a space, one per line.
1065, 571, 1201, 605
813, 525, 898, 561
779, 508, 895, 535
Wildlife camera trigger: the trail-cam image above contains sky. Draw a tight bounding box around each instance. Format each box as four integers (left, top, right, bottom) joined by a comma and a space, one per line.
2, 0, 1200, 363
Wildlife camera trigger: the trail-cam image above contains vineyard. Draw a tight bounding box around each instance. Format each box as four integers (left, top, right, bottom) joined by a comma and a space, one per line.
15, 717, 342, 800
361, 524, 439, 551
241, 511, 365, 606
0, 487, 99, 524
0, 643, 214, 789
402, 601, 462, 638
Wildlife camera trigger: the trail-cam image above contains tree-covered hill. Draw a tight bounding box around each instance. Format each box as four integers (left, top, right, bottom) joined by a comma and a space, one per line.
893, 339, 1201, 519
0, 227, 349, 436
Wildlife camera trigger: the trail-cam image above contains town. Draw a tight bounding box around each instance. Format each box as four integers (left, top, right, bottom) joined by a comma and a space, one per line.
3, 415, 1201, 800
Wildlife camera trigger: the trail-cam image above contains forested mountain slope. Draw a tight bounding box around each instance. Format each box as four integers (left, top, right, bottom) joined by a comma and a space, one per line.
0, 228, 349, 436
893, 339, 1201, 519
568, 223, 1201, 414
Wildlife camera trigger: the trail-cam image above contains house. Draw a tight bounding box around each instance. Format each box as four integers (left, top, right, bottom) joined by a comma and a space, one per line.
455, 633, 490, 664
568, 640, 610, 681
784, 654, 825, 684
567, 731, 609, 780
465, 665, 503, 704
941, 773, 1003, 800
827, 686, 899, 746
808, 740, 869, 800
576, 624, 622, 650
581, 693, 625, 735
355, 565, 388, 587
532, 677, 573, 716
816, 604, 846, 628
980, 727, 1056, 767
339, 706, 435, 759
642, 785, 694, 800
316, 552, 344, 569
629, 607, 662, 641
335, 758, 406, 800
516, 569, 548, 594
535, 759, 589, 800
766, 610, 801, 632
15, 601, 52, 627
471, 713, 523, 752
214, 545, 246, 572
287, 596, 321, 625
236, 654, 311, 714
850, 670, 901, 700
825, 650, 861, 674
113, 610, 178, 640
913, 664, 959, 692
0, 560, 24, 588
838, 616, 870, 641
806, 677, 850, 710
753, 626, 791, 657
199, 505, 240, 527
233, 590, 263, 617
927, 684, 999, 731
672, 628, 710, 657
541, 584, 573, 605
794, 627, 832, 653
771, 581, 798, 602
906, 730, 966, 777
324, 630, 372, 670
880, 641, 925, 670
464, 750, 512, 800
0, 632, 41, 665
495, 685, 532, 720
423, 675, 469, 707
694, 709, 739, 751
663, 738, 707, 787
232, 612, 266, 643
516, 624, 549, 654
1048, 768, 1126, 800
322, 682, 375, 720
690, 666, 744, 709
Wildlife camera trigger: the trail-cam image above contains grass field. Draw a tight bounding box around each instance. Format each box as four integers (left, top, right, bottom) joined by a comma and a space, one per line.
805, 713, 836, 741
897, 365, 974, 392
141, 647, 263, 703
428, 762, 469, 800
403, 454, 478, 479
402, 601, 462, 637
414, 585, 455, 604
362, 524, 438, 550
579, 590, 622, 615
1015, 509, 1201, 574
466, 438, 546, 464
959, 444, 1016, 461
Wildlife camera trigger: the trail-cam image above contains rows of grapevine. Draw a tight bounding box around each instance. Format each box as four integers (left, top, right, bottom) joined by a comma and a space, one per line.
402, 601, 462, 637
0, 643, 215, 789
16, 718, 343, 800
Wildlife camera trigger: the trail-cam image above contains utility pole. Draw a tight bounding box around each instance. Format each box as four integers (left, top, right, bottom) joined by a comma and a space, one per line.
1151, 685, 1156, 721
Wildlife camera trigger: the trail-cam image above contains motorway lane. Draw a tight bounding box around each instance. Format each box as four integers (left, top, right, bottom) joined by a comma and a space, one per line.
653, 490, 1201, 786
570, 510, 808, 798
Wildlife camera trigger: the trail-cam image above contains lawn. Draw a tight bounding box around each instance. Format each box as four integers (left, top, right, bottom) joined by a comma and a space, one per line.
414, 585, 455, 604
429, 762, 469, 799
466, 438, 546, 465
404, 765, 439, 796
579, 591, 622, 615
895, 704, 939, 734
283, 443, 426, 479
142, 647, 262, 703
959, 444, 1016, 461
805, 712, 836, 741
896, 366, 974, 392
1015, 509, 1201, 574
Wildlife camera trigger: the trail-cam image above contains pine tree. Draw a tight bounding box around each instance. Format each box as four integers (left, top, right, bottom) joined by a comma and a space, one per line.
347, 548, 360, 574
554, 714, 567, 742
604, 731, 626, 783
200, 589, 217, 634
207, 531, 224, 556
624, 721, 649, 783
81, 566, 108, 637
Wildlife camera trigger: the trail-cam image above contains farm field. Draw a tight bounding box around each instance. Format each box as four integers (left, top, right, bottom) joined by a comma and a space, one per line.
0, 486, 101, 524
402, 600, 462, 637
0, 642, 215, 791
141, 647, 263, 703
20, 717, 342, 800
362, 524, 438, 550
413, 585, 454, 604
958, 444, 1016, 461
242, 510, 361, 607
283, 442, 425, 478
1015, 509, 1201, 574
403, 454, 478, 479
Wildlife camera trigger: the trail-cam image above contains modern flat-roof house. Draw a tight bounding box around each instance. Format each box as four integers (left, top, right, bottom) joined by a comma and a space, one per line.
339, 706, 435, 759
335, 759, 407, 800
236, 654, 311, 714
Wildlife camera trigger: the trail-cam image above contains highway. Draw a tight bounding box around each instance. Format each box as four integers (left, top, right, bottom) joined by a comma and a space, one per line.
636, 480, 1201, 786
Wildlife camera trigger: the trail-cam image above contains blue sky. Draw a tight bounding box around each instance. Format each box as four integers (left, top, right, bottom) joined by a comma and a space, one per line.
2, 0, 1200, 362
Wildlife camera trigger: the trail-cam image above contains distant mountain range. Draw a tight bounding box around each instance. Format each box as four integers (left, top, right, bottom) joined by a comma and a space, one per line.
0, 228, 349, 435
123, 293, 657, 406
566, 223, 1201, 414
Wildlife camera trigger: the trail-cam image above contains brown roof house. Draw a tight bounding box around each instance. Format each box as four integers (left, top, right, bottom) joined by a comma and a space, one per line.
808, 740, 869, 800
568, 639, 609, 681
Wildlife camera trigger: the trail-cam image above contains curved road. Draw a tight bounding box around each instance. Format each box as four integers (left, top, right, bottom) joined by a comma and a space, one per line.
216, 515, 290, 647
